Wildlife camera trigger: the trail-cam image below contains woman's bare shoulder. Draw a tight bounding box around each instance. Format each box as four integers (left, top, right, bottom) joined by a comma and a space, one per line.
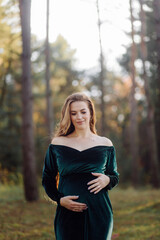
97, 136, 113, 146
51, 136, 67, 145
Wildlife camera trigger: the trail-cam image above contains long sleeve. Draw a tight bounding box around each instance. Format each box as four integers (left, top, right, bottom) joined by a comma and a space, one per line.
42, 145, 64, 205
105, 147, 119, 190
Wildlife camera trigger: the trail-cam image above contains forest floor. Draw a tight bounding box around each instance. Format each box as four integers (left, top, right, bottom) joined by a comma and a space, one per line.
0, 185, 160, 240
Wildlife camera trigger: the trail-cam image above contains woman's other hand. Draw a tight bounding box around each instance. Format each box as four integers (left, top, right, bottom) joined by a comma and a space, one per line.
87, 173, 110, 194
60, 196, 88, 212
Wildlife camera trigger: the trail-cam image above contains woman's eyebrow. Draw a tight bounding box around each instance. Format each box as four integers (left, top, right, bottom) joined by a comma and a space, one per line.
70, 108, 86, 112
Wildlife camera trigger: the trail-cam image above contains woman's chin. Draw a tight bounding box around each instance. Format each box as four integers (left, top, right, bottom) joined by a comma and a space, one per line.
76, 124, 86, 129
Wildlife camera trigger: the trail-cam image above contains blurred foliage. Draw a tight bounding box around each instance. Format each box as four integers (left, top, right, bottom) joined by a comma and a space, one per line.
0, 0, 83, 179
118, 0, 160, 185
0, 164, 23, 185
0, 0, 160, 188
0, 0, 22, 173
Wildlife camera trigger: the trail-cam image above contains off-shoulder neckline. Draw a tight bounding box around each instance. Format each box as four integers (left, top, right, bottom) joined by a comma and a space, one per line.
49, 144, 114, 153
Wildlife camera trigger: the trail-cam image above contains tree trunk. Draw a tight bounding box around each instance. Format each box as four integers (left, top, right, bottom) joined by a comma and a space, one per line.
153, 0, 160, 168
96, 0, 106, 135
45, 0, 53, 139
129, 0, 139, 186
19, 0, 39, 201
0, 59, 11, 107
139, 0, 160, 187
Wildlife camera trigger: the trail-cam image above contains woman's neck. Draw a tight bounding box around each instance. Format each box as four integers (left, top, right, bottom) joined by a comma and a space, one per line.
70, 129, 94, 139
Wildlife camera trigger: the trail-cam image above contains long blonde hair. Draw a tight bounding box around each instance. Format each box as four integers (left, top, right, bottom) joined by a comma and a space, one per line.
55, 92, 97, 136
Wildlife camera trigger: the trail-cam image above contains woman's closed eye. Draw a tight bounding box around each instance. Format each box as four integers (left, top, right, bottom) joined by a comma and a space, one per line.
71, 111, 86, 116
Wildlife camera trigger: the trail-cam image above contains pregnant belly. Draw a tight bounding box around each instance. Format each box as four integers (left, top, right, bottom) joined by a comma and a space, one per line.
58, 173, 113, 214
58, 173, 98, 203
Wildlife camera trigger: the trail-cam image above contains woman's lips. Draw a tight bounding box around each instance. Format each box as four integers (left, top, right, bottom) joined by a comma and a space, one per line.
77, 121, 85, 124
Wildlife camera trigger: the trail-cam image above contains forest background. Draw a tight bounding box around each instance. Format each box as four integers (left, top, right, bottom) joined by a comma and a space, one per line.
1, 0, 160, 189
0, 0, 160, 239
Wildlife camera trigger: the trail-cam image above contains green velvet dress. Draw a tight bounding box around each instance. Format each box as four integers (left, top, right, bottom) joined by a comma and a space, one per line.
42, 144, 119, 240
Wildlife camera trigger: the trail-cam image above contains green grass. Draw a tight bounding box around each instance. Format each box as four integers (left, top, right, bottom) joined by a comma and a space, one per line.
0, 185, 160, 240
110, 187, 160, 240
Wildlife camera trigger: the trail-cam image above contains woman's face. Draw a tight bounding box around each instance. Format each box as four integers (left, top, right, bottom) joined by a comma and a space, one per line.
70, 101, 91, 130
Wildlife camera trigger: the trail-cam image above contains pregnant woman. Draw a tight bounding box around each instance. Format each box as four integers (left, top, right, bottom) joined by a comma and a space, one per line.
42, 92, 119, 240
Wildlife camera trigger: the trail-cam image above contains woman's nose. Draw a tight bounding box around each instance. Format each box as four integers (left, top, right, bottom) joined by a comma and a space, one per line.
77, 113, 82, 119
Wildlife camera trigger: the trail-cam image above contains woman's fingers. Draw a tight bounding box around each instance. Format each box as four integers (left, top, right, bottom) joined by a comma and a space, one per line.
87, 177, 102, 194
87, 178, 98, 185
88, 182, 99, 190
90, 185, 101, 193
87, 173, 110, 194
93, 188, 101, 194
87, 173, 102, 186
60, 195, 88, 212
73, 208, 84, 212
68, 195, 79, 200
87, 175, 101, 193
60, 195, 87, 212
71, 203, 88, 212
69, 196, 88, 212
72, 202, 87, 208
91, 172, 101, 177
69, 197, 87, 207
72, 204, 88, 211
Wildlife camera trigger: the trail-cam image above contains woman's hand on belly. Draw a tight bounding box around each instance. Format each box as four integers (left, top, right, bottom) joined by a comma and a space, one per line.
87, 173, 110, 194
60, 196, 88, 212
